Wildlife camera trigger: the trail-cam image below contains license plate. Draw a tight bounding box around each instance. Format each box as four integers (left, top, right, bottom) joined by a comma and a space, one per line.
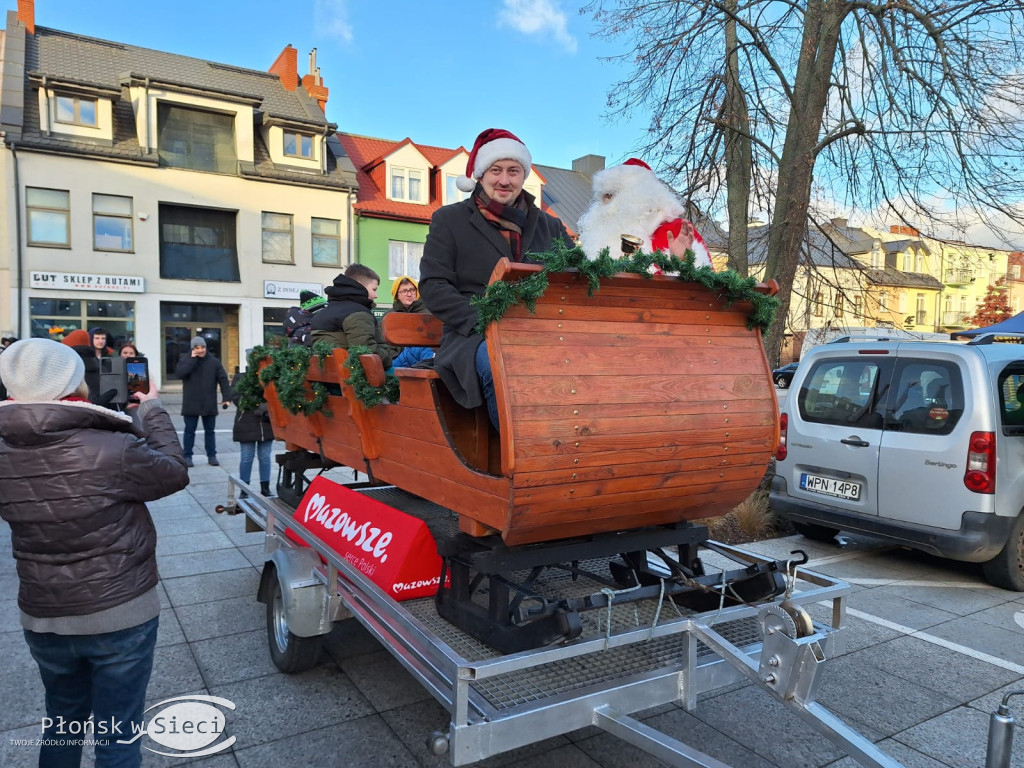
800, 473, 861, 501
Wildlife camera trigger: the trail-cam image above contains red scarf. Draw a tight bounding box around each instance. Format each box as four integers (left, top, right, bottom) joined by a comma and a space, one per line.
474, 188, 529, 261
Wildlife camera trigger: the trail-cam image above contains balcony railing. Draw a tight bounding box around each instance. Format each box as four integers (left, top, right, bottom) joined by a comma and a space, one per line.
943, 311, 970, 327
944, 269, 974, 285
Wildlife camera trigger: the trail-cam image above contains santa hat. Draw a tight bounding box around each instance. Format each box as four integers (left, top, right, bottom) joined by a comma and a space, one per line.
455, 128, 532, 193
624, 157, 652, 171
0, 338, 85, 401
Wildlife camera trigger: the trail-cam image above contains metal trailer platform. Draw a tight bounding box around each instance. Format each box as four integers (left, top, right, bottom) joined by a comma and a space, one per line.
224, 475, 907, 768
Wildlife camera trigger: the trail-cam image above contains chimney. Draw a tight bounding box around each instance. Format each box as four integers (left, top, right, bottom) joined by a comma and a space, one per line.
890, 224, 920, 237
831, 217, 847, 229
17, 0, 35, 34
571, 154, 605, 180
301, 48, 329, 113
269, 45, 298, 91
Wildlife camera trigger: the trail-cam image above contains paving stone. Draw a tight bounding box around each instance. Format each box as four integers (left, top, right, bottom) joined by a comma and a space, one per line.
190, 628, 280, 687
894, 705, 1024, 768
823, 737, 950, 767
233, 715, 417, 768
157, 548, 253, 579
155, 608, 186, 648
925, 616, 1024, 667
162, 568, 260, 608
844, 587, 960, 631
152, 515, 222, 538
967, 601, 1024, 634
321, 616, 385, 662
147, 643, 206, 702
175, 595, 264, 642
340, 649, 433, 713
157, 530, 236, 557
0, 597, 21, 633
210, 666, 374, 749
870, 582, 1011, 616
0, 631, 45, 732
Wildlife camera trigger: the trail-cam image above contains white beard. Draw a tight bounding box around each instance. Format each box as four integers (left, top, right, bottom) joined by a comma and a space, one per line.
578, 164, 687, 260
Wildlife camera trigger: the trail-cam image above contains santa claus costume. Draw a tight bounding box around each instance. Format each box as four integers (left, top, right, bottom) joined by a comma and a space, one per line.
578, 158, 712, 270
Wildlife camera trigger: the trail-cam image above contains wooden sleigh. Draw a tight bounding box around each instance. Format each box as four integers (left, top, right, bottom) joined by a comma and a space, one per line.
261, 259, 781, 547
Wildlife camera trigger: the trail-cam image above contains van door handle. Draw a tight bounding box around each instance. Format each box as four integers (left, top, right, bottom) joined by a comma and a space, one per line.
841, 437, 870, 447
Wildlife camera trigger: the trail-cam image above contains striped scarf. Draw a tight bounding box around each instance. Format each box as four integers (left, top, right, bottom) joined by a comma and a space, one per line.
474, 187, 529, 261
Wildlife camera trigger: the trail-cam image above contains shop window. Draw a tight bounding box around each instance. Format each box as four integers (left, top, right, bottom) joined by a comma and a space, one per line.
93, 193, 133, 252
30, 297, 135, 346
157, 103, 237, 174
311, 217, 342, 267
262, 212, 294, 264
159, 204, 240, 281
27, 187, 70, 247
263, 307, 289, 347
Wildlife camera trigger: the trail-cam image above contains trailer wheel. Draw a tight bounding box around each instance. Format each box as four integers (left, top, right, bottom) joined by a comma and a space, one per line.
982, 513, 1024, 592
792, 521, 839, 543
266, 577, 323, 673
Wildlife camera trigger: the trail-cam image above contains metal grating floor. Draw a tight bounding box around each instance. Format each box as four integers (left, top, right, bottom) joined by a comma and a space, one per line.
358, 486, 765, 712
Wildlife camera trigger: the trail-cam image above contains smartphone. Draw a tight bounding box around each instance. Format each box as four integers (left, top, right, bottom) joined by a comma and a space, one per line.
125, 356, 150, 397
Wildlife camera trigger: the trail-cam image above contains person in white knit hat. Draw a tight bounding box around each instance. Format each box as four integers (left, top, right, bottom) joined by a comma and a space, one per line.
420, 128, 572, 430
0, 338, 189, 768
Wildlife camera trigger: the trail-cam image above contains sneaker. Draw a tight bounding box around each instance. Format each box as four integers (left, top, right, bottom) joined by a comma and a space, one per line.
184, 457, 193, 468
208, 457, 220, 466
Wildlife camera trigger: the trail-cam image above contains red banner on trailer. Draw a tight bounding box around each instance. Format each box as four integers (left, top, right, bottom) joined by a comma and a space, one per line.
285, 476, 443, 601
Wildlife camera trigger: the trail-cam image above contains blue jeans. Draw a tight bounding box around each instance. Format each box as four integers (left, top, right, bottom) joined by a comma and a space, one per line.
475, 341, 498, 430
182, 413, 217, 458
24, 616, 159, 768
239, 440, 273, 484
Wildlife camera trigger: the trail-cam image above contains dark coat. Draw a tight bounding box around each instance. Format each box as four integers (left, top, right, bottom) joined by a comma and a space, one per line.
231, 374, 274, 443
0, 399, 189, 618
175, 352, 231, 416
310, 274, 392, 366
419, 192, 572, 408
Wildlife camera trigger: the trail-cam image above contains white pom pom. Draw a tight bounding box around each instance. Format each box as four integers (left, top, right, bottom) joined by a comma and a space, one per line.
455, 176, 476, 193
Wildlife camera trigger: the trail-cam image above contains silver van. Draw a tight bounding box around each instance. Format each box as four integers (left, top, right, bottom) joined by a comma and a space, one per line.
770, 337, 1024, 590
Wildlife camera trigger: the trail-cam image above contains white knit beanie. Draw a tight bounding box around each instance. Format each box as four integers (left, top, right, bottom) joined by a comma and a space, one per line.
0, 338, 86, 401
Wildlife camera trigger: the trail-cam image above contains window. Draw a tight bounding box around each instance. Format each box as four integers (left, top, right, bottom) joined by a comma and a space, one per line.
263, 307, 289, 347
798, 358, 890, 429
1013, 265, 1021, 279
446, 174, 470, 203
903, 252, 912, 271
26, 187, 70, 247
284, 131, 314, 159
312, 217, 343, 267
887, 360, 962, 435
390, 167, 423, 202
55, 94, 97, 127
93, 194, 133, 252
159, 204, 239, 281
388, 240, 424, 280
916, 293, 927, 325
853, 294, 862, 319
157, 103, 236, 174
261, 212, 294, 264
879, 292, 889, 312
30, 298, 135, 345
834, 293, 844, 319
813, 291, 824, 317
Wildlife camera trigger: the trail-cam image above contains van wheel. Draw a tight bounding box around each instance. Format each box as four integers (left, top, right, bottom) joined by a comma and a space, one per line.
792, 521, 839, 543
982, 514, 1024, 591
267, 577, 322, 672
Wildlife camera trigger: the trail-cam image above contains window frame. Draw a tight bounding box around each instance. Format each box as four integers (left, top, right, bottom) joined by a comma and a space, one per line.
261, 211, 295, 265
92, 193, 134, 253
54, 94, 98, 127
283, 130, 315, 159
156, 102, 238, 175
389, 166, 424, 203
388, 240, 424, 280
26, 187, 71, 247
158, 203, 240, 282
311, 216, 343, 268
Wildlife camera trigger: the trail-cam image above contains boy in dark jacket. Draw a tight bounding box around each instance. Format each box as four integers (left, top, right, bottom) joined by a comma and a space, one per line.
283, 289, 327, 347
310, 264, 393, 366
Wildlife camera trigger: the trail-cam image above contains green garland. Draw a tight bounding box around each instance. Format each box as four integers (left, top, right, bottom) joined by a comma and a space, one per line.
234, 342, 335, 416
344, 345, 401, 407
471, 240, 779, 335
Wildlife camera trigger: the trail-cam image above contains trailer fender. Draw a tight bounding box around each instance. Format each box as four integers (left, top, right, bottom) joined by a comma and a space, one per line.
256, 548, 336, 638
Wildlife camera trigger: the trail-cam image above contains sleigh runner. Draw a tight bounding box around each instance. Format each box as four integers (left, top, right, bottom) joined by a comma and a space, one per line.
260, 258, 781, 546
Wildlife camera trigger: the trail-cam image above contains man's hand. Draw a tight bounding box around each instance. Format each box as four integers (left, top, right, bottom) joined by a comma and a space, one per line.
191, 347, 202, 357
666, 220, 696, 258
131, 383, 159, 405
221, 401, 231, 410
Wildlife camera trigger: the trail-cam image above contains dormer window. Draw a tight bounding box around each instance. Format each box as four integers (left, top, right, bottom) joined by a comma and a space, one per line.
55, 95, 97, 127
157, 103, 237, 174
390, 167, 423, 203
284, 131, 314, 159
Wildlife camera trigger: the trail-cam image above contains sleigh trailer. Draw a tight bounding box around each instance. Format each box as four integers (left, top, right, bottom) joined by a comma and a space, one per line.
225, 475, 905, 768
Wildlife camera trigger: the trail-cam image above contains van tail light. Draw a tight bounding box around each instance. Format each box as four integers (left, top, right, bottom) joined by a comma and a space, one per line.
964, 431, 995, 494
775, 413, 788, 461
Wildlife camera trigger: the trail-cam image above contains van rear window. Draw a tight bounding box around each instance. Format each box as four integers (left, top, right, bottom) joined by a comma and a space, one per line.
798, 359, 887, 428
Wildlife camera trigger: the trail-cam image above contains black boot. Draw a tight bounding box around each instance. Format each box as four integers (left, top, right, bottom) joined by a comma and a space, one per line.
260, 482, 271, 497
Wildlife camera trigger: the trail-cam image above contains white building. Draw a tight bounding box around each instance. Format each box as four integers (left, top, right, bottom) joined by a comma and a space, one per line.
0, 1, 356, 383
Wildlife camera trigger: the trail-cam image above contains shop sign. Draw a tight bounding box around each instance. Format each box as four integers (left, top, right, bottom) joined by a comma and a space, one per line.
264, 280, 323, 300
30, 271, 145, 293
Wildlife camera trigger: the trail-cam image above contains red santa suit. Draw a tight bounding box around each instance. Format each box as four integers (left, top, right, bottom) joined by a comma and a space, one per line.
578, 158, 713, 269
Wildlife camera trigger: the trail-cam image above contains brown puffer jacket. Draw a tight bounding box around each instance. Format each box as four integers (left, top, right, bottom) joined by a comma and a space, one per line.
0, 400, 190, 618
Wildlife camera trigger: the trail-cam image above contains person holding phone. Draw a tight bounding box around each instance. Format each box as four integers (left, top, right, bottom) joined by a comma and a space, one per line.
0, 338, 189, 768
174, 337, 231, 468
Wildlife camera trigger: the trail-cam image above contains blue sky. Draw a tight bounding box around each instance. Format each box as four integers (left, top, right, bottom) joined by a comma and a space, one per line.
26, 0, 648, 169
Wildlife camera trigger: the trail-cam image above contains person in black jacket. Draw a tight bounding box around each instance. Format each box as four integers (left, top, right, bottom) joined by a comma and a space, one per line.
174, 337, 231, 467
230, 371, 275, 496
420, 128, 571, 429
310, 264, 393, 366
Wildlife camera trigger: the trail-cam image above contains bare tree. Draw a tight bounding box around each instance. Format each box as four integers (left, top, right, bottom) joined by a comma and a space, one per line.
584, 0, 1024, 365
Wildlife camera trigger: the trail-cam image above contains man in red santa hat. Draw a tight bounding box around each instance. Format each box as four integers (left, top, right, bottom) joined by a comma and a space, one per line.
578, 158, 713, 269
